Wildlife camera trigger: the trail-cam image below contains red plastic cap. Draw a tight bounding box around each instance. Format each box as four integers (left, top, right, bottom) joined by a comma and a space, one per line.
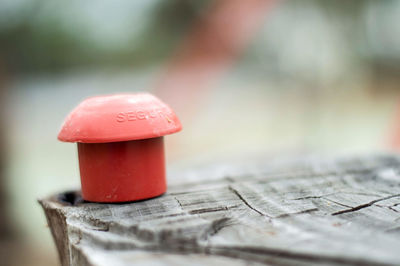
58, 93, 182, 143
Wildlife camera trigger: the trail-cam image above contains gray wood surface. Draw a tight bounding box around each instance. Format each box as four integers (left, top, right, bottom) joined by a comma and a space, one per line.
40, 155, 400, 266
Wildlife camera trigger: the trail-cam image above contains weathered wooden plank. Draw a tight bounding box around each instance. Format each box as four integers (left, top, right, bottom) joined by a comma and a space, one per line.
40, 155, 400, 266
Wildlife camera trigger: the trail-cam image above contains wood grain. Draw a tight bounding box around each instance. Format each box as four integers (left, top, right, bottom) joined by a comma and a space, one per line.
40, 155, 400, 266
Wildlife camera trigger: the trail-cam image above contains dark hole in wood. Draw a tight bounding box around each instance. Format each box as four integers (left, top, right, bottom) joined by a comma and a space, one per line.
58, 191, 84, 206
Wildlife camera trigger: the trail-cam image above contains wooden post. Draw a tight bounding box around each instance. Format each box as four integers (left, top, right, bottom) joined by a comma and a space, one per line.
40, 155, 400, 265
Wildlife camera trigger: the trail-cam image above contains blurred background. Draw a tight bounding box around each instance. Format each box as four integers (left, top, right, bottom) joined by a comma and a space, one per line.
1, 0, 400, 265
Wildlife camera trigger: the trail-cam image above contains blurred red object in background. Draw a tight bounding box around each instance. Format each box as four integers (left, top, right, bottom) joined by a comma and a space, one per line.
155, 0, 277, 121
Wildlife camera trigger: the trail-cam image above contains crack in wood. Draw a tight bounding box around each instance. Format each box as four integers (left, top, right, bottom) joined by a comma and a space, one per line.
207, 217, 232, 237
324, 198, 353, 208
228, 186, 268, 217
174, 197, 184, 209
375, 204, 400, 214
388, 206, 400, 213
189, 206, 238, 215
332, 194, 400, 216
292, 194, 335, 200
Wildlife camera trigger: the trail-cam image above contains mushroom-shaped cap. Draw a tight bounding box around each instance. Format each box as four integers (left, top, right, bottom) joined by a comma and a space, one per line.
58, 93, 182, 143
